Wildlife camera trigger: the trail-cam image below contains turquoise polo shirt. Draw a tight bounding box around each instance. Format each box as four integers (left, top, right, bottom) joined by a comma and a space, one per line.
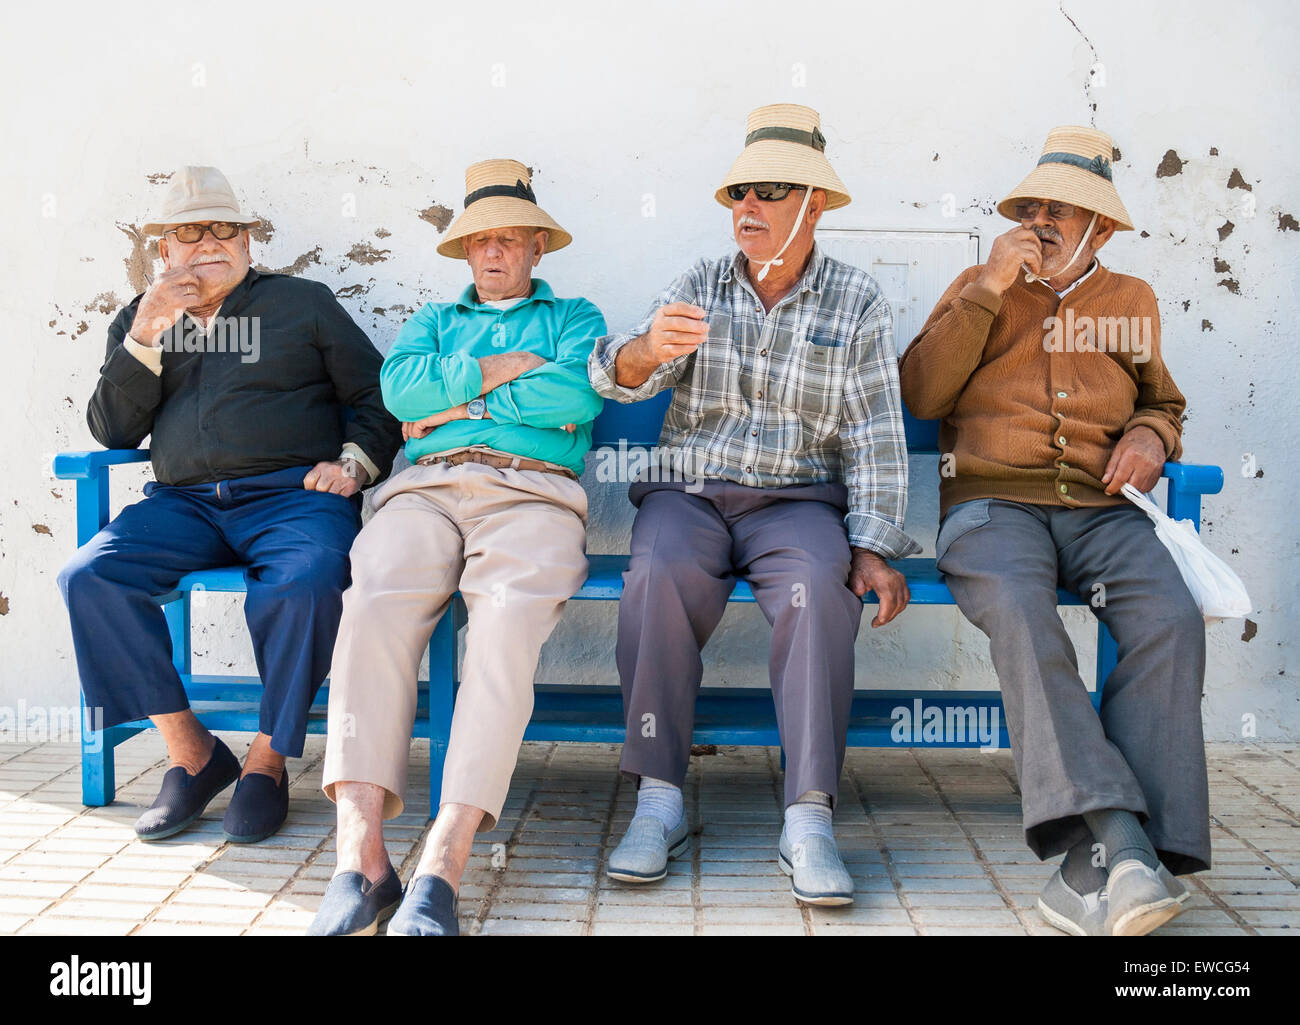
381, 279, 607, 476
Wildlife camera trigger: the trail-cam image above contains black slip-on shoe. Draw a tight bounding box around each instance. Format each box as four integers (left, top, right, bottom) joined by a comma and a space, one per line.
386, 874, 459, 936
222, 767, 290, 844
134, 737, 240, 841
307, 864, 402, 936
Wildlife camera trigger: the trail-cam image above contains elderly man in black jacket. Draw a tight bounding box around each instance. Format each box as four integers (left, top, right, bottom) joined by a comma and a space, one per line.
58, 167, 402, 844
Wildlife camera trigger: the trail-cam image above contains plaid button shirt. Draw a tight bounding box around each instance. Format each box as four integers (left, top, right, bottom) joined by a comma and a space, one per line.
589, 246, 920, 559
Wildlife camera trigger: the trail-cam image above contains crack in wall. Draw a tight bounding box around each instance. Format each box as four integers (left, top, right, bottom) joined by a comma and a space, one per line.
1060, 2, 1101, 126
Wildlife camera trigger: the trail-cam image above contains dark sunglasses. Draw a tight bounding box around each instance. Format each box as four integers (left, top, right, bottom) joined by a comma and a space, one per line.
1012, 200, 1077, 221
165, 222, 245, 243
726, 182, 808, 203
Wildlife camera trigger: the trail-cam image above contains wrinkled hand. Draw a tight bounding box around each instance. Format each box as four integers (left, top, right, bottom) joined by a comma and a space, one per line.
976, 227, 1043, 294
303, 459, 362, 497
1102, 425, 1165, 495
644, 302, 709, 364
129, 267, 202, 344
402, 403, 495, 441
848, 548, 910, 627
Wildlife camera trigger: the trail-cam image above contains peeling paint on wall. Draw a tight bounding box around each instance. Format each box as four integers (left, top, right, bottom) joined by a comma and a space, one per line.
1242, 619, 1258, 642
346, 242, 391, 265
82, 291, 120, 315
0, 594, 8, 616
1218, 220, 1235, 240
418, 204, 453, 232
247, 218, 275, 244
1156, 149, 1186, 177
116, 223, 159, 295
1226, 168, 1252, 192
1278, 212, 1299, 232
258, 247, 323, 276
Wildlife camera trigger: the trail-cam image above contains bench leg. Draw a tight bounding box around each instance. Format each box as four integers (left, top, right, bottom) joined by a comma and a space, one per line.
427, 598, 462, 820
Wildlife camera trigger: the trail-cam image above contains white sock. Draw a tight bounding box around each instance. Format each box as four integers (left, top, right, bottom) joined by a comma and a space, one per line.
784, 790, 834, 845
635, 776, 684, 831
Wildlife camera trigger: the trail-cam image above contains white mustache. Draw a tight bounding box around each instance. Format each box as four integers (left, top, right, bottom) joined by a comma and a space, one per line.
738, 215, 769, 231
190, 255, 231, 266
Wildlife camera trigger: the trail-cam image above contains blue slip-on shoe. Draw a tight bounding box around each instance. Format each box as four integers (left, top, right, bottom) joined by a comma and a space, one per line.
1037, 868, 1108, 936
1103, 859, 1185, 936
778, 829, 854, 906
386, 874, 459, 936
134, 737, 240, 842
222, 768, 290, 844
606, 815, 691, 883
307, 863, 402, 936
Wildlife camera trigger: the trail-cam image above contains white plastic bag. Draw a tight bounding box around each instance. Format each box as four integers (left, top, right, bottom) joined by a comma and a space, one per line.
1121, 483, 1252, 621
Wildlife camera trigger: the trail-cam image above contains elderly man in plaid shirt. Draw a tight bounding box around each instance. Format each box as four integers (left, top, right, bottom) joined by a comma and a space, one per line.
588, 104, 919, 906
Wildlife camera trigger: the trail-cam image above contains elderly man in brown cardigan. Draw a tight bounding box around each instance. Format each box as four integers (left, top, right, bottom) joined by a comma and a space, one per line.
899, 126, 1205, 937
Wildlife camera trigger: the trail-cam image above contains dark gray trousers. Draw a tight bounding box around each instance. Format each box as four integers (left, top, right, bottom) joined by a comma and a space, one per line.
616, 479, 864, 807
937, 498, 1210, 874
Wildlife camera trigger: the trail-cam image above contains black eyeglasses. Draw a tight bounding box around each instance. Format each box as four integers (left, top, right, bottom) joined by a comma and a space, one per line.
725, 182, 808, 203
1012, 200, 1077, 221
165, 222, 245, 243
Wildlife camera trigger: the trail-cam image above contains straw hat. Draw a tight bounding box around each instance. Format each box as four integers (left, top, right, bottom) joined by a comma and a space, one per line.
715, 103, 851, 210
437, 159, 571, 259
998, 126, 1133, 230
143, 166, 260, 235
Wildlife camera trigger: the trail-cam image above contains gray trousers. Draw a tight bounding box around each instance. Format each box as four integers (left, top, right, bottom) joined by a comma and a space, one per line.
937, 498, 1210, 874
617, 479, 864, 807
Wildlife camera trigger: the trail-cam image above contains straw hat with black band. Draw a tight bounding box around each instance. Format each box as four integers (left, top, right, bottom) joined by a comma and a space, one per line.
716, 103, 850, 280
998, 125, 1133, 285
437, 159, 571, 260
143, 166, 261, 236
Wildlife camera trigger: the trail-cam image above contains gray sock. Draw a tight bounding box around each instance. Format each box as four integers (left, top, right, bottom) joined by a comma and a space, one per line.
1083, 808, 1159, 873
1061, 833, 1108, 893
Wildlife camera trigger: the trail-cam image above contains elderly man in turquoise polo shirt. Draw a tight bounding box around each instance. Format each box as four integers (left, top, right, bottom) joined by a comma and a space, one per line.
311, 160, 605, 936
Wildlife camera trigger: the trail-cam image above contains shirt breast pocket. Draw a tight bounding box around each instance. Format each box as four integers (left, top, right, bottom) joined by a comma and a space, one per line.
779, 338, 847, 436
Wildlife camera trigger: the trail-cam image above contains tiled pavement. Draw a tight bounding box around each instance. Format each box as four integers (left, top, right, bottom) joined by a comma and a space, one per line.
0, 735, 1297, 936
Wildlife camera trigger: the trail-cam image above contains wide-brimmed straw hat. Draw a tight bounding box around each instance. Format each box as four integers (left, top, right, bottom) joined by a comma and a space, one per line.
142, 166, 261, 235
715, 103, 851, 210
998, 125, 1133, 230
437, 159, 571, 259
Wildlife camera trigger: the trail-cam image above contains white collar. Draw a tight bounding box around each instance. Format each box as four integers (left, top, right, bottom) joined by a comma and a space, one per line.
1053, 259, 1099, 299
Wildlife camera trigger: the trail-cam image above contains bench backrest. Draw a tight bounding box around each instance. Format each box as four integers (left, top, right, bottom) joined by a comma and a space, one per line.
591, 391, 940, 454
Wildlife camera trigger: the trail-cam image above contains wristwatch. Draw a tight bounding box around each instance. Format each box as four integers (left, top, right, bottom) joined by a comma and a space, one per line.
467, 397, 487, 419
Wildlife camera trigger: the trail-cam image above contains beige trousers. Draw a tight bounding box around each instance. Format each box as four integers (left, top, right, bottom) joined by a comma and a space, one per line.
321, 460, 588, 829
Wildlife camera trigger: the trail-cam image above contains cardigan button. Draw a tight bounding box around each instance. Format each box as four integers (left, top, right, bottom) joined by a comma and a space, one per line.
1060, 484, 1069, 494
1057, 391, 1068, 398
1058, 436, 1068, 446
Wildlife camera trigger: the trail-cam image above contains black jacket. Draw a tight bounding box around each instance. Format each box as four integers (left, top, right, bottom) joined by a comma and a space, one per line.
88, 268, 402, 486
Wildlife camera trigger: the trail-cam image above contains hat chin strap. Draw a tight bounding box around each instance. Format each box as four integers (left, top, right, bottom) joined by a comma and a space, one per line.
755, 186, 814, 282
1023, 211, 1097, 287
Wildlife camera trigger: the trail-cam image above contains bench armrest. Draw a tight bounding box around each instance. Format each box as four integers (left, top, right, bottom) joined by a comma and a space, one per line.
54, 449, 150, 545
53, 449, 150, 480
1160, 460, 1223, 529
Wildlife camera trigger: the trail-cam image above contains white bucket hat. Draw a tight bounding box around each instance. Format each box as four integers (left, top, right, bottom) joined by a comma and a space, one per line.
143, 166, 260, 235
437, 159, 571, 260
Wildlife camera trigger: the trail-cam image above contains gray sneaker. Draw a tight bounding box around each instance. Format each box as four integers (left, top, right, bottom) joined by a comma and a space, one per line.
1103, 859, 1185, 936
606, 815, 690, 883
778, 830, 854, 906
1159, 863, 1192, 905
1037, 868, 1108, 936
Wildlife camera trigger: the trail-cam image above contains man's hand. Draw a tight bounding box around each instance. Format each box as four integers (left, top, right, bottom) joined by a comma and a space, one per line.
129, 267, 203, 345
975, 227, 1044, 295
402, 403, 495, 440
303, 460, 362, 497
1101, 425, 1166, 495
848, 547, 910, 627
614, 302, 709, 388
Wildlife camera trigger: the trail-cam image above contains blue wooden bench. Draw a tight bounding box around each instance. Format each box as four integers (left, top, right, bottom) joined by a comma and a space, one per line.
55, 391, 1224, 813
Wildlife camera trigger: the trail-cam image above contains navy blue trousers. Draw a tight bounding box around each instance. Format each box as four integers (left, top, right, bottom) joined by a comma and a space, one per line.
58, 466, 361, 758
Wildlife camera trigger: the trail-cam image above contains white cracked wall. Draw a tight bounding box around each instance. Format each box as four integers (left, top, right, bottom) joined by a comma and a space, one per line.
1, 0, 1296, 741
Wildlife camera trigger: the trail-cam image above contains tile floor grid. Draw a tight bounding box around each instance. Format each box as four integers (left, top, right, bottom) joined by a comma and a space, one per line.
0, 736, 1296, 936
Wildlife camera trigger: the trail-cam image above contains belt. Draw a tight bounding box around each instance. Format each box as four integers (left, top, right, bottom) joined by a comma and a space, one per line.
417, 449, 579, 480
